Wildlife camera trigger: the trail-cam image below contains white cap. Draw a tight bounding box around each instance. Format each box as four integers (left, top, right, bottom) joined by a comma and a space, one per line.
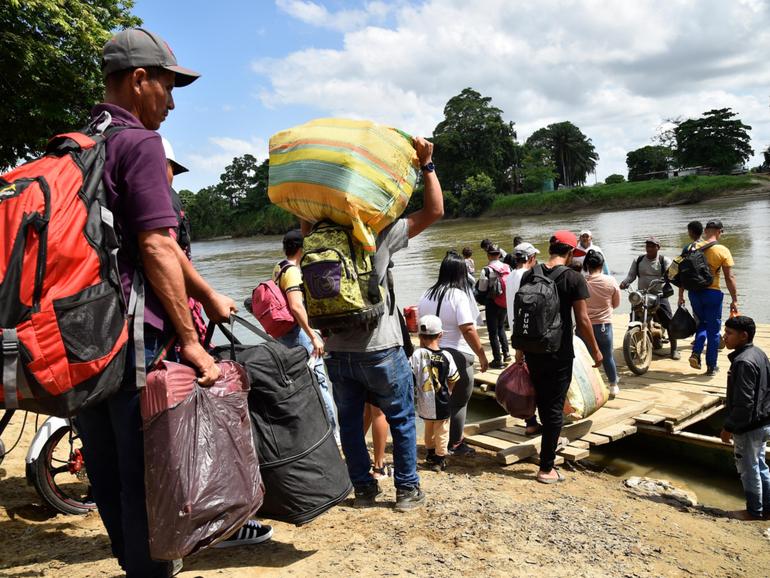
580, 229, 592, 237
418, 314, 443, 335
514, 242, 540, 259
160, 136, 189, 175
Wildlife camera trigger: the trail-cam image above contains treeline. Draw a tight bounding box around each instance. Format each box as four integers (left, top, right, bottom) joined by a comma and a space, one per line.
181, 90, 758, 239
178, 154, 297, 240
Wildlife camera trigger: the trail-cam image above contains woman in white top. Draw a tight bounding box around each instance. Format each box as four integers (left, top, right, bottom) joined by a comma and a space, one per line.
419, 251, 489, 455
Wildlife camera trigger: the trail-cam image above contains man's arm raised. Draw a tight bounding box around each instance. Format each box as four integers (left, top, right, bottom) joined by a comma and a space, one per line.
407, 137, 444, 239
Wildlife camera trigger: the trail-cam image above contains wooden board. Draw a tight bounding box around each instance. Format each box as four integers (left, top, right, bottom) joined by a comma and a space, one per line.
633, 413, 667, 425
558, 445, 590, 461
568, 440, 591, 449
493, 400, 654, 465
593, 423, 637, 441
580, 433, 611, 446
669, 401, 725, 433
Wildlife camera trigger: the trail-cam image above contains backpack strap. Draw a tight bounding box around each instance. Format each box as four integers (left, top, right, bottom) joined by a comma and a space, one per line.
690, 240, 718, 254
127, 270, 147, 388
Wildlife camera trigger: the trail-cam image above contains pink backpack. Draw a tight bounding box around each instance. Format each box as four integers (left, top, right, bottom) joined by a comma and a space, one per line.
488, 262, 511, 309
250, 261, 296, 338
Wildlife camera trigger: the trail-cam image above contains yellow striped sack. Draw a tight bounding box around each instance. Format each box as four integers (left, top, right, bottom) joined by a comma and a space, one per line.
268, 118, 419, 252
564, 336, 610, 422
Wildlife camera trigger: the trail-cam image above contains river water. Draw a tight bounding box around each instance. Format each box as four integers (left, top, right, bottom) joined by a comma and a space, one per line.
192, 193, 769, 510
193, 192, 770, 323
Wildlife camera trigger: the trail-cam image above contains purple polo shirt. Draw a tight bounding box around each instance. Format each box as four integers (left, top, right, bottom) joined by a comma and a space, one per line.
93, 103, 178, 331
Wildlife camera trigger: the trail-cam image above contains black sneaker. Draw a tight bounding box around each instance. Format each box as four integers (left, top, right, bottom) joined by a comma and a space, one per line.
353, 482, 381, 508
213, 520, 273, 548
705, 366, 719, 377
689, 353, 702, 370
430, 456, 447, 472
395, 485, 426, 511
449, 440, 476, 456
503, 354, 512, 363
426, 448, 436, 460
489, 360, 505, 369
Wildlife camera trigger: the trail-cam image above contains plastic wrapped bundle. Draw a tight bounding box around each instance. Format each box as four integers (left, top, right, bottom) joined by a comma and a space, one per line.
268, 118, 419, 252
564, 336, 610, 422
495, 361, 536, 419
141, 360, 264, 560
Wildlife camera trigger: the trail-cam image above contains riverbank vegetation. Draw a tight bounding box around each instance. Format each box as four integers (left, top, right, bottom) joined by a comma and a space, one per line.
488, 174, 763, 216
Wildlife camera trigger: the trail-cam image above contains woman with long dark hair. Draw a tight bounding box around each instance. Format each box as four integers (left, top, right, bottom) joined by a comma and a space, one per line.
418, 251, 489, 456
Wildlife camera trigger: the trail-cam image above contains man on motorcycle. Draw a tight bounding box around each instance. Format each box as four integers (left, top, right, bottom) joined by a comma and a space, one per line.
620, 237, 680, 360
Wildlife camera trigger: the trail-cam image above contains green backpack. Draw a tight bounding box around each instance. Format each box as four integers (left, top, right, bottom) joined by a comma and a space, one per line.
300, 222, 385, 332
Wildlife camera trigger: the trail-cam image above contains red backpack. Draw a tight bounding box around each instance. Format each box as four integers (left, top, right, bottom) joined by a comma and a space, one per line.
250, 261, 297, 338
1, 115, 128, 416
488, 262, 511, 309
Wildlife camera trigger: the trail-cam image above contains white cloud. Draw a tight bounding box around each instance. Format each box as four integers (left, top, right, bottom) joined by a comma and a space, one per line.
256, 0, 770, 180
276, 0, 393, 32
179, 137, 268, 188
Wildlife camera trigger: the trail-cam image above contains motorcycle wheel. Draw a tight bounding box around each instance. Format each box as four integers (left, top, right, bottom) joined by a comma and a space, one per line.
0, 438, 5, 466
29, 424, 96, 515
624, 326, 652, 375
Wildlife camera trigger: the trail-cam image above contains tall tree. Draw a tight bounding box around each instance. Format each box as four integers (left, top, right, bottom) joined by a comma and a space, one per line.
432, 88, 517, 194
626, 145, 673, 181
0, 0, 141, 169
219, 154, 260, 209
674, 108, 753, 172
525, 121, 598, 187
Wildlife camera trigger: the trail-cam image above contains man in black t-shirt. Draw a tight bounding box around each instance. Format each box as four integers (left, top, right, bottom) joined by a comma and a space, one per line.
521, 230, 603, 484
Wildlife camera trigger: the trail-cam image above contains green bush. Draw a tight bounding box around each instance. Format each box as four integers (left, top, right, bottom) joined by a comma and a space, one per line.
605, 174, 625, 185
459, 173, 496, 217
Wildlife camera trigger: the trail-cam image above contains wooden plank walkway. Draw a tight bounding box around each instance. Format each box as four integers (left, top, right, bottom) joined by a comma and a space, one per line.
460, 313, 770, 465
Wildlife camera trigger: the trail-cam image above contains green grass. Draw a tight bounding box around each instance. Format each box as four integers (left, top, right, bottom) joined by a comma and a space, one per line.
488, 174, 764, 217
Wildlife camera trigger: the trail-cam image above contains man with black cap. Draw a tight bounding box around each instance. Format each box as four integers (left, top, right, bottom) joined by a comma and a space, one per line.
74, 29, 241, 577
620, 236, 679, 359
677, 219, 739, 376
477, 243, 511, 368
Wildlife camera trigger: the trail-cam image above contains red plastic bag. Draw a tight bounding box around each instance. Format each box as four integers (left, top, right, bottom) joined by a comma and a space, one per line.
141, 360, 264, 560
495, 361, 536, 419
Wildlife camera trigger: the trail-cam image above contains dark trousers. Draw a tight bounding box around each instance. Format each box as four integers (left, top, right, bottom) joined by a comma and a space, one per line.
525, 354, 573, 472
655, 298, 678, 354
445, 349, 474, 447
485, 302, 509, 362
75, 329, 172, 578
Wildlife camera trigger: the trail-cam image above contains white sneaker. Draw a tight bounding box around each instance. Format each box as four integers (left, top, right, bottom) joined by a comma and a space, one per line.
609, 385, 620, 399
213, 520, 273, 548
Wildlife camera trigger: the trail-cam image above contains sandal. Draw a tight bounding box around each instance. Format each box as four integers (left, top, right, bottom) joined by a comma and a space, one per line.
372, 464, 392, 480
536, 469, 565, 484
525, 424, 542, 436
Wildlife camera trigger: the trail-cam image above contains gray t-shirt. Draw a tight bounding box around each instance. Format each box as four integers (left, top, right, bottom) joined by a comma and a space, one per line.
622, 254, 672, 291
325, 219, 409, 353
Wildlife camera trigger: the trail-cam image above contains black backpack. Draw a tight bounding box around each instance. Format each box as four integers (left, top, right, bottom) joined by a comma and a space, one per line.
511, 264, 568, 354
672, 241, 717, 291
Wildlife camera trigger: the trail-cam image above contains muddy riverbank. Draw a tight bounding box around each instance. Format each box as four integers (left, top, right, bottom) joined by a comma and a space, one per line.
1, 412, 768, 578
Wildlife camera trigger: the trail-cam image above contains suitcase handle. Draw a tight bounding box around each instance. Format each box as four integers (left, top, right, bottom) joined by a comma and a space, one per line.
203, 314, 279, 355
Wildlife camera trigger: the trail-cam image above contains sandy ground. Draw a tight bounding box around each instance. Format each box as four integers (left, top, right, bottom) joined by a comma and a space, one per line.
1, 412, 769, 578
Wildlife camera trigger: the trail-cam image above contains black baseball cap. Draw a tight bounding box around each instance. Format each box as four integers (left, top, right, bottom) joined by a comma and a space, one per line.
705, 219, 724, 231
102, 28, 201, 87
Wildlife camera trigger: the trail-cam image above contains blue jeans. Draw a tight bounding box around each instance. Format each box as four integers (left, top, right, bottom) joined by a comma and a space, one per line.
733, 425, 770, 518
76, 327, 174, 578
592, 323, 618, 385
278, 325, 338, 435
689, 288, 723, 368
325, 347, 419, 490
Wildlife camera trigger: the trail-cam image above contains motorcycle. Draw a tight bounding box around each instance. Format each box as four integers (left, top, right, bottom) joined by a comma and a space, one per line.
623, 278, 668, 376
0, 409, 95, 515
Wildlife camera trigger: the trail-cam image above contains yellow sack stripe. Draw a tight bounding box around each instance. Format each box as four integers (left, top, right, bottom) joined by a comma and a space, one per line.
268, 118, 418, 252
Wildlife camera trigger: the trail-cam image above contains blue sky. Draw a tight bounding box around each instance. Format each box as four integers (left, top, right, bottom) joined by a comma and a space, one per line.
135, 0, 770, 192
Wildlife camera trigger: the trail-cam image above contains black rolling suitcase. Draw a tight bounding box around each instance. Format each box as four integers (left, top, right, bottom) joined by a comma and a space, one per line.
210, 315, 352, 525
